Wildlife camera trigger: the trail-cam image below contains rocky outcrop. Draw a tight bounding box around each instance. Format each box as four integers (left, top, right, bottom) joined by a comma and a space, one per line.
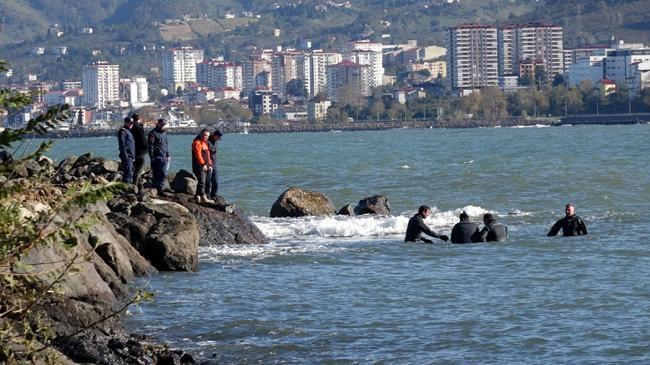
354, 195, 391, 215
166, 193, 268, 245
337, 204, 355, 216
270, 187, 336, 218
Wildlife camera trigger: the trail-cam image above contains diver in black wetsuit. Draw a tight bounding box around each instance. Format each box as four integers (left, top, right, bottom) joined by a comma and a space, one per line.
450, 211, 480, 243
547, 204, 588, 237
405, 205, 449, 243
479, 213, 508, 242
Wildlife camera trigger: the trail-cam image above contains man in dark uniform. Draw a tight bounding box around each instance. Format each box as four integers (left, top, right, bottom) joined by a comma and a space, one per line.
205, 129, 223, 200
130, 113, 148, 189
148, 119, 170, 196
450, 211, 480, 243
405, 205, 449, 243
117, 117, 135, 183
479, 213, 508, 242
547, 204, 588, 237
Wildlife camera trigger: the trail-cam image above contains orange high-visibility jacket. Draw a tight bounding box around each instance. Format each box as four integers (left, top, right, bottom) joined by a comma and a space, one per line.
191, 138, 212, 169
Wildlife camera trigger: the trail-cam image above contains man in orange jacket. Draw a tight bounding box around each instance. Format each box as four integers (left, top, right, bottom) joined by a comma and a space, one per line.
192, 129, 213, 203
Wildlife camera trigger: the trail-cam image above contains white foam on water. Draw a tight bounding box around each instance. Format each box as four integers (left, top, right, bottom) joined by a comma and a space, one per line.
510, 124, 551, 128
401, 165, 410, 169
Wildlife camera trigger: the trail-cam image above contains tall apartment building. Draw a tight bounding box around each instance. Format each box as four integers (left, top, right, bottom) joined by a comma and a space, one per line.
344, 40, 384, 89
271, 50, 310, 95
498, 23, 564, 80
82, 61, 119, 109
307, 51, 342, 97
243, 56, 273, 96
197, 60, 243, 92
563, 45, 612, 72
119, 77, 149, 108
447, 24, 498, 93
604, 47, 650, 85
326, 60, 372, 101
161, 47, 204, 91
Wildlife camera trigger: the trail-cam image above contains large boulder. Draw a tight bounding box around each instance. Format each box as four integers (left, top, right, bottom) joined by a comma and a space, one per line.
269, 187, 335, 218
166, 194, 268, 245
354, 195, 391, 215
133, 199, 200, 271
171, 169, 197, 195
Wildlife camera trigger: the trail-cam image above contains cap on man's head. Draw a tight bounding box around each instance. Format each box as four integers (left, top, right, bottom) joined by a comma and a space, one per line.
418, 205, 431, 214
124, 117, 133, 124
459, 211, 469, 221
157, 118, 166, 125
483, 213, 495, 222
213, 129, 223, 137
131, 113, 140, 121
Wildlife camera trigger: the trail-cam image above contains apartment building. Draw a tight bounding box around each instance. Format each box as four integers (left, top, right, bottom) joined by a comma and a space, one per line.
345, 40, 384, 89
82, 61, 119, 109
307, 51, 342, 97
326, 60, 372, 101
447, 24, 498, 93
119, 77, 149, 108
243, 55, 273, 96
197, 60, 243, 92
161, 47, 204, 91
498, 23, 563, 81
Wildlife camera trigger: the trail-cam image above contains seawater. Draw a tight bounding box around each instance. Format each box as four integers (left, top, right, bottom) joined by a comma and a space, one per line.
43, 125, 650, 363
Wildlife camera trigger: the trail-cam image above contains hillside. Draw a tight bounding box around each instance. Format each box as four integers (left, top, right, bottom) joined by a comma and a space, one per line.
1, 0, 649, 82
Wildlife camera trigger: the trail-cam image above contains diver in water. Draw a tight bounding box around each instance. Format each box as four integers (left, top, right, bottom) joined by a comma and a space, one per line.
547, 203, 588, 237
478, 213, 508, 242
405, 205, 449, 243
450, 211, 480, 243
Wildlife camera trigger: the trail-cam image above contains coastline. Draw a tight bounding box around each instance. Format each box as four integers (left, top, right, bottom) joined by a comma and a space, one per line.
31, 114, 650, 139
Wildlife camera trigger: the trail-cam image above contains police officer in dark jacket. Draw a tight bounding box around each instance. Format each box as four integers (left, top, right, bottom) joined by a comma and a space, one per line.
205, 129, 222, 199
451, 211, 480, 243
547, 204, 588, 237
130, 113, 148, 188
148, 119, 170, 195
479, 213, 508, 242
117, 117, 135, 183
405, 205, 449, 243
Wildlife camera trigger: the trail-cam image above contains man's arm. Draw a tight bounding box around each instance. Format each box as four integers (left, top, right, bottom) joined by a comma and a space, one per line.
148, 131, 155, 157
418, 218, 448, 241
578, 219, 588, 235
547, 219, 563, 237
478, 226, 489, 242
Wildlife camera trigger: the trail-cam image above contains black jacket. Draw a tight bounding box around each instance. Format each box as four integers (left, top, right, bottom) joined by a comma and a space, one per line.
131, 122, 148, 156
117, 127, 135, 161
547, 215, 588, 237
479, 221, 508, 242
148, 127, 169, 159
451, 221, 480, 243
405, 214, 443, 242
208, 140, 218, 163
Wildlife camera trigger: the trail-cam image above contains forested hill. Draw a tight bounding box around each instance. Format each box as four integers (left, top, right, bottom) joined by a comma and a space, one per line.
2, 0, 649, 46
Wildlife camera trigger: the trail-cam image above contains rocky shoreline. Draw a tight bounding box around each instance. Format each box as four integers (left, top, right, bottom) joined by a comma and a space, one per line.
5, 153, 267, 364
37, 118, 558, 139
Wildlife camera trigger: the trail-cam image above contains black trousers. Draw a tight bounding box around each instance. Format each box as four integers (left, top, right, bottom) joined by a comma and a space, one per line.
133, 154, 146, 187
193, 167, 207, 196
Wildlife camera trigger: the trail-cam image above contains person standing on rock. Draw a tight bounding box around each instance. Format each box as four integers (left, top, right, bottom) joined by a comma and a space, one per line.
478, 213, 508, 242
148, 118, 170, 196
192, 129, 213, 204
205, 129, 223, 200
450, 211, 480, 243
117, 117, 135, 184
405, 205, 449, 243
547, 203, 588, 237
130, 113, 148, 189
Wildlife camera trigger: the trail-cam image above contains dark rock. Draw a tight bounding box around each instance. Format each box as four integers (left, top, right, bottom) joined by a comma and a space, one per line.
354, 195, 391, 215
165, 193, 268, 245
270, 187, 335, 218
24, 159, 42, 176
144, 212, 199, 271
90, 159, 120, 175
337, 204, 355, 216
57, 155, 77, 173
0, 149, 14, 164
95, 241, 135, 284
171, 169, 197, 195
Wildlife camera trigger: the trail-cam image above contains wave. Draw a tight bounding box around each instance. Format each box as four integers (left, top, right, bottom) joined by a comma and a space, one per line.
251, 205, 494, 240
509, 124, 551, 129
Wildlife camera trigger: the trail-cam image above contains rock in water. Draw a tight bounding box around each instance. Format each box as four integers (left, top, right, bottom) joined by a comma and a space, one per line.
354, 195, 391, 215
270, 187, 335, 217
337, 204, 355, 216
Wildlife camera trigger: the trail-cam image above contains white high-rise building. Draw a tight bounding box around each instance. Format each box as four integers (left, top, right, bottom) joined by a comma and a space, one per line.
447, 24, 498, 92
162, 47, 204, 91
307, 51, 342, 97
344, 40, 384, 89
119, 77, 149, 108
271, 50, 310, 95
82, 61, 119, 109
243, 55, 273, 96
197, 60, 243, 92
498, 23, 564, 80
604, 47, 650, 86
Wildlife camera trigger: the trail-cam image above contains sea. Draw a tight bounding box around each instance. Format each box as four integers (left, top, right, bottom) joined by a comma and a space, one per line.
42, 124, 650, 364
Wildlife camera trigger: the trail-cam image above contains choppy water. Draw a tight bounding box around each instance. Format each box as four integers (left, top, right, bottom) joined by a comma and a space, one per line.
42, 125, 650, 363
